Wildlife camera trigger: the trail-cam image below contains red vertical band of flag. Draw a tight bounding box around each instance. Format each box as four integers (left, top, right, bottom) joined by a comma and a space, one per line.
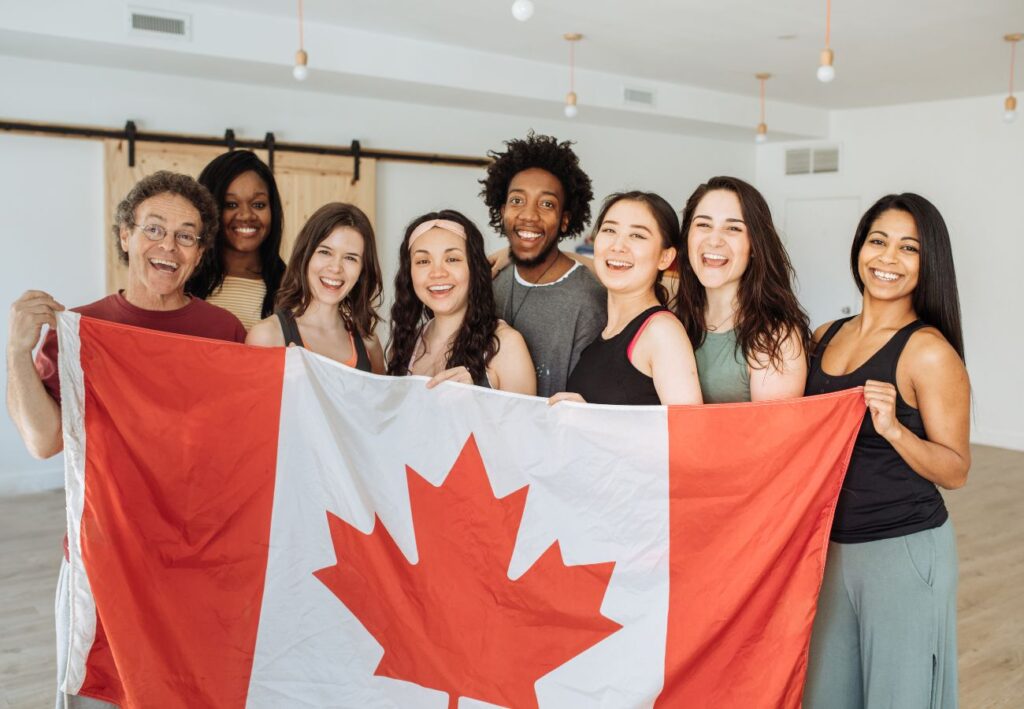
658, 391, 864, 707
75, 318, 285, 708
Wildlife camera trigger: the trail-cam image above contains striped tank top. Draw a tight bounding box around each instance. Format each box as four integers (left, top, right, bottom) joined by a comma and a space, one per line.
206, 276, 266, 330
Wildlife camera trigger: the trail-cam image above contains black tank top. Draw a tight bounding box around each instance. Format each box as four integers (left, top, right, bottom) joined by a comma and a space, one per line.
805, 317, 948, 543
275, 309, 372, 373
566, 306, 667, 405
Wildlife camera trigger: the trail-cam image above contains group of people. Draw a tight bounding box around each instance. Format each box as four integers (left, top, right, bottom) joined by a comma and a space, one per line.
6, 132, 970, 708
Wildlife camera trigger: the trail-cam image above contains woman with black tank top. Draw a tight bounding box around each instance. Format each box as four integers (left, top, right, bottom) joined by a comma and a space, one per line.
386, 210, 536, 394
551, 192, 702, 406
803, 194, 970, 709
246, 203, 385, 373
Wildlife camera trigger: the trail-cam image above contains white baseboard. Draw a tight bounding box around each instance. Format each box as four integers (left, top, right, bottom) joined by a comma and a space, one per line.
0, 466, 64, 496
971, 427, 1024, 452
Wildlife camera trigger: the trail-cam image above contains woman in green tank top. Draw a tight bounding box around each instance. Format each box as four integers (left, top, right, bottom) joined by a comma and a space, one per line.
673, 177, 810, 403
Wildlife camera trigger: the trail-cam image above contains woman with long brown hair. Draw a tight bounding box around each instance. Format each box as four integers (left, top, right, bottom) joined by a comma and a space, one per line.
674, 176, 809, 402
246, 202, 385, 373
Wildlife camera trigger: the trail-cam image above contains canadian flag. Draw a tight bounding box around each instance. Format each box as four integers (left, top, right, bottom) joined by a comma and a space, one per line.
57, 314, 863, 709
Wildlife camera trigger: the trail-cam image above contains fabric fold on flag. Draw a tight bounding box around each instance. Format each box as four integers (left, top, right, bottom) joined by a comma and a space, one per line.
58, 313, 863, 709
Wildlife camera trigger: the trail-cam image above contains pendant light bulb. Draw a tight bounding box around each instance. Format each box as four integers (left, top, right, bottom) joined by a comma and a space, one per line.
293, 49, 309, 81
817, 48, 835, 83
292, 0, 308, 81
564, 92, 578, 118
511, 0, 534, 22
817, 0, 835, 83
1005, 96, 1018, 123
755, 123, 768, 144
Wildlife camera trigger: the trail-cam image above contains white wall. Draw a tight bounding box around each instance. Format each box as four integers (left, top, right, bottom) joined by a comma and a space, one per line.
0, 134, 105, 492
756, 94, 1024, 451
0, 55, 755, 494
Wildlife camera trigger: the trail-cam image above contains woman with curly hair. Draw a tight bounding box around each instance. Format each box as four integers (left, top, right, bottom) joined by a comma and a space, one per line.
387, 210, 535, 394
246, 202, 385, 373
186, 150, 287, 329
674, 176, 810, 402
480, 132, 605, 396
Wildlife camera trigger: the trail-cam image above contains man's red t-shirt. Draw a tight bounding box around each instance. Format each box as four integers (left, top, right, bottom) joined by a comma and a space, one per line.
35, 292, 247, 403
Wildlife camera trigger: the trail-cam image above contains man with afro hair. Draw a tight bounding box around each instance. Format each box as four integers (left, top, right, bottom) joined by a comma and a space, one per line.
480, 132, 605, 397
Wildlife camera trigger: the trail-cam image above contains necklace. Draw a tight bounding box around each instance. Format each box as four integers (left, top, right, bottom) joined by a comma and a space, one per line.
706, 309, 737, 332
505, 254, 562, 328
411, 319, 457, 375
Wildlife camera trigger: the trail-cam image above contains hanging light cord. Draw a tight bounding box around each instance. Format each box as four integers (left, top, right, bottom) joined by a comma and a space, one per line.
569, 40, 575, 93
298, 0, 304, 50
824, 0, 831, 48
759, 77, 766, 124
1011, 39, 1017, 97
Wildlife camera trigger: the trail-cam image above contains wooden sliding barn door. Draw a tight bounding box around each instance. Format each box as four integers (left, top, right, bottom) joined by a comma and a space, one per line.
103, 140, 376, 294
272, 152, 376, 261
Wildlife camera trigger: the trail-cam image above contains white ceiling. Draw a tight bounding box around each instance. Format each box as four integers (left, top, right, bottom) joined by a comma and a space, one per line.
1, 0, 1020, 142
197, 0, 1024, 109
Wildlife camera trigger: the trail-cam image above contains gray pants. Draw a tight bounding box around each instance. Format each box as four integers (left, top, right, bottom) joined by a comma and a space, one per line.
55, 559, 118, 709
804, 519, 958, 709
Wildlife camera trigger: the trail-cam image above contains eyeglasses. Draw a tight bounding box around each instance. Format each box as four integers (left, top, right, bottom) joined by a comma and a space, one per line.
132, 222, 202, 248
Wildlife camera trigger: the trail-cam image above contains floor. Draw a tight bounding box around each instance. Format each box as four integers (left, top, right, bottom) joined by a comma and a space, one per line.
0, 444, 1020, 708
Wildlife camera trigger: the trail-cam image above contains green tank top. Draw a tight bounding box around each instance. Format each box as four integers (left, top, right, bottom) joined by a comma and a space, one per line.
694, 329, 750, 403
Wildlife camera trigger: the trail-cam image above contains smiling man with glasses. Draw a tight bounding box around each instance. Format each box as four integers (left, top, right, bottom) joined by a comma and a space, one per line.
5, 170, 246, 709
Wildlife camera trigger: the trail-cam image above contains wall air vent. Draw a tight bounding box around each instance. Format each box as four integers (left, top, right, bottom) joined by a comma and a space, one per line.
812, 146, 840, 173
785, 146, 840, 175
785, 148, 811, 175
128, 7, 191, 39
623, 87, 656, 107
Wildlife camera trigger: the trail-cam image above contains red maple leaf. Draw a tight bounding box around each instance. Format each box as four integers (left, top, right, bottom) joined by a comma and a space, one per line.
314, 434, 621, 709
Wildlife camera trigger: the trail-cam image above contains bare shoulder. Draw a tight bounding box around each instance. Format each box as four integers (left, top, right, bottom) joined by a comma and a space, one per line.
642, 310, 689, 343
749, 325, 807, 370
245, 317, 285, 347
495, 320, 529, 351
633, 310, 693, 361
490, 320, 536, 394
811, 319, 836, 344
905, 326, 966, 374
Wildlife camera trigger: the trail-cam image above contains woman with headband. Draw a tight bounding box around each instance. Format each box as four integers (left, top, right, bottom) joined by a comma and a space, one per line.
247, 202, 385, 372
387, 210, 536, 394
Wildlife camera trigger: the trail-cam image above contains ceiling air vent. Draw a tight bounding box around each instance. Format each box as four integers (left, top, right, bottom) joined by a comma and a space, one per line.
812, 146, 840, 173
128, 7, 191, 39
623, 87, 656, 107
785, 148, 811, 175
